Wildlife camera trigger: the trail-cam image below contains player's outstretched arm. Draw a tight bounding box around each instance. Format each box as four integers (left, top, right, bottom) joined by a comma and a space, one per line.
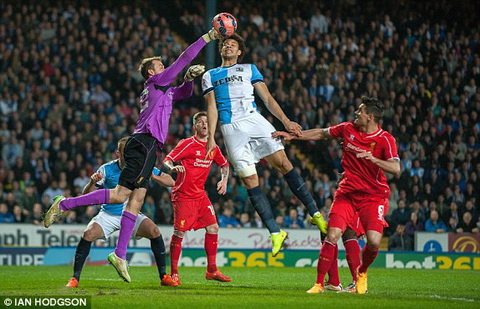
272, 128, 331, 141
253, 82, 302, 137
152, 29, 218, 86
205, 91, 218, 159
151, 172, 175, 187
356, 152, 401, 175
82, 172, 102, 194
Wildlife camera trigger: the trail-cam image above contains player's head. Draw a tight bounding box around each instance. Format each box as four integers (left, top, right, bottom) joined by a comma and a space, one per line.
219, 33, 245, 63
193, 111, 208, 138
354, 96, 384, 126
139, 56, 164, 80
117, 136, 129, 168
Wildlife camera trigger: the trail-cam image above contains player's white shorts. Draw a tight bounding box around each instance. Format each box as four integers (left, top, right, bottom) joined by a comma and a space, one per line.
221, 112, 284, 172
88, 210, 148, 241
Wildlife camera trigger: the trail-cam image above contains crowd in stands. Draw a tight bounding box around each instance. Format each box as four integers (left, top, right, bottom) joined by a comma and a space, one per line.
0, 1, 479, 247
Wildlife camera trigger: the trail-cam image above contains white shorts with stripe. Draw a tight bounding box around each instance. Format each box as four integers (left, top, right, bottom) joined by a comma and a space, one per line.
88, 210, 148, 241
220, 112, 284, 173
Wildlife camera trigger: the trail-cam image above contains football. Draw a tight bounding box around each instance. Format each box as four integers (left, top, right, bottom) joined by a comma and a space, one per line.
212, 12, 237, 37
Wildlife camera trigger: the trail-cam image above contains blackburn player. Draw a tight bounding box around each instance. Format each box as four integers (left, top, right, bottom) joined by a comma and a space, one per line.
43, 29, 221, 282
273, 96, 400, 294
66, 137, 178, 288
202, 34, 327, 257
163, 112, 231, 285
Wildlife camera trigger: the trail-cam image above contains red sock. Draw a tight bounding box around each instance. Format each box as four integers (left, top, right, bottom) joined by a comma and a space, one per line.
170, 235, 183, 274
344, 239, 361, 282
316, 241, 337, 284
358, 244, 378, 274
204, 233, 218, 273
327, 244, 340, 286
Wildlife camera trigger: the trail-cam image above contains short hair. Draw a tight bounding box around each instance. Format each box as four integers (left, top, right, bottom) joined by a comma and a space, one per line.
193, 111, 207, 126
138, 56, 162, 80
218, 33, 246, 62
361, 96, 384, 122
117, 136, 129, 150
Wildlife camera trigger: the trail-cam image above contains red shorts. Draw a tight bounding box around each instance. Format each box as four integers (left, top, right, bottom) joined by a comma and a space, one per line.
172, 196, 217, 231
329, 189, 389, 234
347, 213, 365, 237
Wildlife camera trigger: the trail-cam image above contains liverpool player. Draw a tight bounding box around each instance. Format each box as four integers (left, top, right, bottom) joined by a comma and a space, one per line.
43, 29, 221, 282
273, 96, 400, 294
163, 112, 231, 284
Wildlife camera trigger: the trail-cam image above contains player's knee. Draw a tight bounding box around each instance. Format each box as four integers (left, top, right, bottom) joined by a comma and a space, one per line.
149, 226, 161, 239
342, 228, 357, 242
83, 229, 98, 242
174, 230, 185, 238
237, 165, 257, 178
367, 239, 381, 249
325, 229, 342, 243
206, 224, 219, 234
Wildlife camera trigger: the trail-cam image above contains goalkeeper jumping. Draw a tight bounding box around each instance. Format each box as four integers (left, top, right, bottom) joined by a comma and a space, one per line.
43, 28, 221, 283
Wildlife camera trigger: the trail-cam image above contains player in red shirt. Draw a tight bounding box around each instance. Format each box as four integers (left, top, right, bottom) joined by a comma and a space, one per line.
163, 111, 231, 285
273, 96, 400, 294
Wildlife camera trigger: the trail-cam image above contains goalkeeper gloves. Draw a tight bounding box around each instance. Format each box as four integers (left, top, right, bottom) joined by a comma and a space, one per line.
185, 64, 206, 82
202, 28, 221, 43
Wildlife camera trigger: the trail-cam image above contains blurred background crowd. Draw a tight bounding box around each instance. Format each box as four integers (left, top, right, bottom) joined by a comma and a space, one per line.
0, 0, 479, 249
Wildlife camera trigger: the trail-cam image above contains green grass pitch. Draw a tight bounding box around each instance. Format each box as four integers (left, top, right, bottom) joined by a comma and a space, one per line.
0, 266, 479, 309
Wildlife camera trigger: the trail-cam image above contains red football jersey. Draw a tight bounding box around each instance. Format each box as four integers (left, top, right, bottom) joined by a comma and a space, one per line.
329, 122, 399, 197
164, 136, 229, 201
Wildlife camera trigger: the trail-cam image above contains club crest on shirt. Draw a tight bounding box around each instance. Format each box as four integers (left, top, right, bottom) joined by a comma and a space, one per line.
180, 220, 185, 228
369, 142, 376, 151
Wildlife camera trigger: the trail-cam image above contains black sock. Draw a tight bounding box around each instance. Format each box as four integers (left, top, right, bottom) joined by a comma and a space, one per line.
247, 186, 280, 233
150, 236, 167, 279
284, 169, 319, 216
73, 238, 92, 280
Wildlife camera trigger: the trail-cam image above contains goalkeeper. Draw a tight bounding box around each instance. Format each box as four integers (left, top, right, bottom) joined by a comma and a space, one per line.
43, 28, 221, 283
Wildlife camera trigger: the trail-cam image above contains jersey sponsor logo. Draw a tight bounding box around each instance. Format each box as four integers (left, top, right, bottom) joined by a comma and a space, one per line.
194, 158, 212, 168
213, 75, 243, 87
345, 142, 364, 154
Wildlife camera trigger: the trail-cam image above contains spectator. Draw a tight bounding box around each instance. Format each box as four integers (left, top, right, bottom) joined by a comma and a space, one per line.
390, 199, 411, 232
456, 212, 477, 233
425, 210, 447, 233
284, 208, 305, 229
0, 203, 14, 223
239, 213, 252, 228
12, 205, 27, 223
218, 208, 241, 228
27, 203, 44, 226
388, 225, 412, 251
404, 211, 424, 243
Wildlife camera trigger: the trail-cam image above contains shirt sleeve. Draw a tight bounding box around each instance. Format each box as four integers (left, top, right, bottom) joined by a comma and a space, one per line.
328, 122, 348, 138
96, 164, 106, 187
202, 71, 214, 95
213, 146, 229, 167
250, 64, 264, 84
147, 37, 207, 86
382, 133, 400, 161
172, 80, 194, 101
164, 139, 192, 162
152, 167, 162, 176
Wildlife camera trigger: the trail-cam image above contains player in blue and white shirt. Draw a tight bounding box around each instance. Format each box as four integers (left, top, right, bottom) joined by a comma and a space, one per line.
66, 137, 178, 288
202, 34, 327, 257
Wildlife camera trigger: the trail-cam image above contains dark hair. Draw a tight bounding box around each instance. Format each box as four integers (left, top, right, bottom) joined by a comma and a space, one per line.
193, 111, 207, 126
218, 33, 246, 62
117, 136, 129, 149
361, 96, 384, 122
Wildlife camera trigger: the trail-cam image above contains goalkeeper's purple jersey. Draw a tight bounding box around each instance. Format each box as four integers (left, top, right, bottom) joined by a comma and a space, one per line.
134, 37, 207, 146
